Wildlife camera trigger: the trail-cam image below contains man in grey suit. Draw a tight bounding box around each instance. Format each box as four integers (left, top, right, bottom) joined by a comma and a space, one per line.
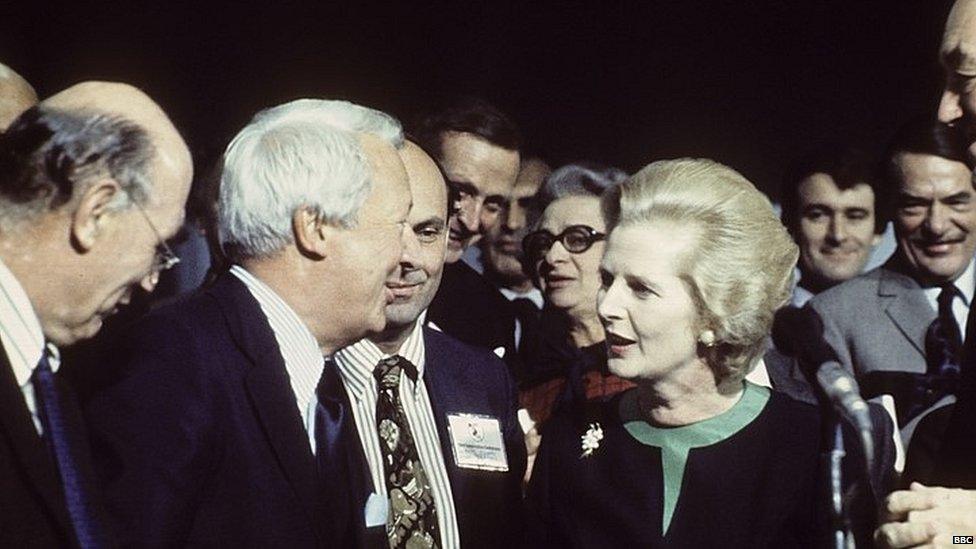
806, 117, 975, 449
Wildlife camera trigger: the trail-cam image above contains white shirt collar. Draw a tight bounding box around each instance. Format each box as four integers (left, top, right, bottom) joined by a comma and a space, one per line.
230, 265, 323, 419
0, 257, 60, 388
499, 286, 544, 310
334, 316, 427, 402
954, 258, 976, 305
922, 258, 976, 303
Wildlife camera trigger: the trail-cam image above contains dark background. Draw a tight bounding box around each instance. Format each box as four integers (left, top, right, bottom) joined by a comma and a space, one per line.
0, 0, 955, 199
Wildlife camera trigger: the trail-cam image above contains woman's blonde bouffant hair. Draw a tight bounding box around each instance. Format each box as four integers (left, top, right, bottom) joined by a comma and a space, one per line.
602, 158, 799, 382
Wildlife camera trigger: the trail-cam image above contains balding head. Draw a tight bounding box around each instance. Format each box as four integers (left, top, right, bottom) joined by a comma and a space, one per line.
376, 141, 449, 341
939, 0, 976, 158
0, 81, 193, 345
43, 81, 192, 188
0, 63, 38, 131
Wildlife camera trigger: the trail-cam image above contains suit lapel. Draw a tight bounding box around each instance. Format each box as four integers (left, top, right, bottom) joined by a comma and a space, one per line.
878, 264, 931, 357
209, 275, 324, 541
421, 329, 468, 506
0, 342, 73, 535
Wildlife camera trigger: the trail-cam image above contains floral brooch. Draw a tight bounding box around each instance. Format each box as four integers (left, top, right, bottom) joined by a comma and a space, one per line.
579, 422, 604, 458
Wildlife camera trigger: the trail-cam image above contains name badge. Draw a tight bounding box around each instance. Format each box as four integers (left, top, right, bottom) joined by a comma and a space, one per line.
447, 413, 508, 471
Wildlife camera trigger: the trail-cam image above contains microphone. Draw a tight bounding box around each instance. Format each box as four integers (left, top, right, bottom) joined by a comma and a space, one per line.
774, 306, 875, 470
815, 361, 875, 471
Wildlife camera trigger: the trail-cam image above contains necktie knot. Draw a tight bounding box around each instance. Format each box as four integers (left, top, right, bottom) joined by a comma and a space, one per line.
374, 355, 418, 390
938, 284, 960, 312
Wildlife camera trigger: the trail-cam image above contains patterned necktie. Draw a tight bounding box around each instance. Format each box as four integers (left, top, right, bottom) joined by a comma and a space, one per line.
909, 284, 966, 421
925, 284, 963, 378
32, 350, 103, 549
374, 355, 440, 549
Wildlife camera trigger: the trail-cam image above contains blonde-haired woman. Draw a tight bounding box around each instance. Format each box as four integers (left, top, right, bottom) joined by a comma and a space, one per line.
526, 159, 822, 547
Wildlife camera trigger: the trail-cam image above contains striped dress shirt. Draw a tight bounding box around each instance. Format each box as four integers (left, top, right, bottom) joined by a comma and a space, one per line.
0, 258, 61, 435
334, 321, 460, 548
230, 265, 325, 453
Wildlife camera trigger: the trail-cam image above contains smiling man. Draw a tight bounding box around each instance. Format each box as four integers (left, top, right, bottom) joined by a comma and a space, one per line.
329, 141, 526, 548
804, 118, 976, 451
415, 97, 521, 359
780, 145, 884, 306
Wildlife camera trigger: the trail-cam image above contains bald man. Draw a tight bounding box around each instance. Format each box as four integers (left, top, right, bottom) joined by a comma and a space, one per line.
0, 82, 192, 547
329, 142, 526, 548
0, 62, 37, 131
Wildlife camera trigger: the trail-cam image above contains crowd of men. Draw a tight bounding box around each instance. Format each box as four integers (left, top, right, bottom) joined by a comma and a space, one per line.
2, 1, 976, 548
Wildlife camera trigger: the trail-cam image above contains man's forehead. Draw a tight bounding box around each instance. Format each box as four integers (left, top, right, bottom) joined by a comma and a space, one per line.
799, 173, 874, 203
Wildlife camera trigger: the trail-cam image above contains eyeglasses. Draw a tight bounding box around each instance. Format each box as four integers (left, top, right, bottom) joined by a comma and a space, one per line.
522, 225, 606, 261
127, 195, 181, 272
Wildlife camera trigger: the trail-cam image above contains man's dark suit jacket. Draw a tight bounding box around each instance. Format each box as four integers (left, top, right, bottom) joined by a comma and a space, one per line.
319, 327, 527, 549
929, 295, 976, 488
0, 342, 105, 548
84, 273, 350, 548
427, 261, 516, 361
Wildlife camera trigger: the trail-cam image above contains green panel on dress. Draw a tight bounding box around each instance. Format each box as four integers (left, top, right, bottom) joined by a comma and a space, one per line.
620, 382, 770, 535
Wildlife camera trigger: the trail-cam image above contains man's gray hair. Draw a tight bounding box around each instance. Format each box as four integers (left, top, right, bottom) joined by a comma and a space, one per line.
217, 99, 404, 261
0, 106, 155, 229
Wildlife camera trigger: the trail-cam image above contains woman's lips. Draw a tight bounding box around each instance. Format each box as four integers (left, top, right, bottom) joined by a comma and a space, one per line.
606, 332, 636, 357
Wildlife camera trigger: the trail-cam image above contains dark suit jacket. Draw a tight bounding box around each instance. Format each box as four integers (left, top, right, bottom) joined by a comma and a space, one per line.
427, 261, 516, 362
928, 295, 976, 488
0, 342, 104, 548
84, 273, 347, 548
319, 327, 527, 549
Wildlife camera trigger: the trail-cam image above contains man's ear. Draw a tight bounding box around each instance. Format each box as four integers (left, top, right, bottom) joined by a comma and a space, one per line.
71, 178, 122, 252
293, 207, 331, 259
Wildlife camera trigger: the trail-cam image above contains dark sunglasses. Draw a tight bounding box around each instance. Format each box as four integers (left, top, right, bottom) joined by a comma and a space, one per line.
522, 225, 606, 261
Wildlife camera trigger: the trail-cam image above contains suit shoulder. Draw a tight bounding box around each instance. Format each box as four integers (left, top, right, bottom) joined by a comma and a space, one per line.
128, 288, 223, 343
809, 268, 885, 306
424, 327, 507, 369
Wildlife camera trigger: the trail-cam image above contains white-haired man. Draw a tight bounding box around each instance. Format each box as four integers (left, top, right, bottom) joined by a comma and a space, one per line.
84, 99, 411, 547
0, 82, 193, 548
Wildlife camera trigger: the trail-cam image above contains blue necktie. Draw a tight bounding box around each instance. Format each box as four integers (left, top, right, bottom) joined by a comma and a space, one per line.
32, 350, 103, 549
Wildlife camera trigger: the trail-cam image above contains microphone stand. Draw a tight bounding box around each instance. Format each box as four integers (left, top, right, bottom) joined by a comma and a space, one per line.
826, 419, 855, 549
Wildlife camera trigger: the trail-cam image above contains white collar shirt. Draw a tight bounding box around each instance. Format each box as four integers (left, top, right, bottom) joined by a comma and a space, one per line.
333, 318, 460, 547
230, 265, 325, 453
0, 258, 61, 435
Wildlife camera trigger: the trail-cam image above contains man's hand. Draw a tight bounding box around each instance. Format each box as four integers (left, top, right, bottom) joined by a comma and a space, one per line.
874, 482, 976, 548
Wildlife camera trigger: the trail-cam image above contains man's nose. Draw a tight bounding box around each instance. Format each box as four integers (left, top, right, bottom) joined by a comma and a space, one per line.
505, 204, 526, 233
456, 197, 481, 233
923, 204, 950, 236
938, 88, 964, 124
826, 214, 848, 244
398, 225, 420, 268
